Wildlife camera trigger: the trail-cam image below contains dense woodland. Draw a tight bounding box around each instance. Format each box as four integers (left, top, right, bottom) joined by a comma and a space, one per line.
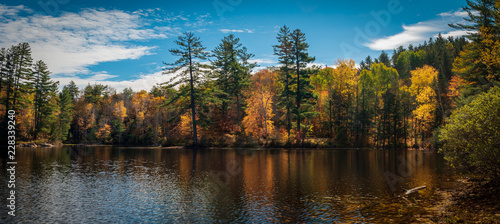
1, 0, 499, 153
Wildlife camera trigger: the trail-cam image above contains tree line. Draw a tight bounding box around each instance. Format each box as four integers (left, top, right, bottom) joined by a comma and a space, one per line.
1, 0, 498, 151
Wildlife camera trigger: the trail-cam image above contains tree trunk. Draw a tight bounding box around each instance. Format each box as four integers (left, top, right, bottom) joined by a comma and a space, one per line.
188, 44, 198, 146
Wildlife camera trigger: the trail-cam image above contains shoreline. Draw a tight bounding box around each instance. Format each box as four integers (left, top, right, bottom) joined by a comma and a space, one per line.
428, 177, 500, 223
15, 142, 439, 151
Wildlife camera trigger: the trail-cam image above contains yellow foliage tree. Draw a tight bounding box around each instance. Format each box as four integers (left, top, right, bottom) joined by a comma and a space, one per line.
95, 124, 111, 143
410, 65, 438, 134
479, 26, 500, 81
112, 100, 127, 122
178, 112, 200, 142
243, 70, 277, 141
131, 90, 150, 138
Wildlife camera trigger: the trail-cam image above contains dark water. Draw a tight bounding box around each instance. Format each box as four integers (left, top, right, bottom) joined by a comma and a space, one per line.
1, 147, 454, 223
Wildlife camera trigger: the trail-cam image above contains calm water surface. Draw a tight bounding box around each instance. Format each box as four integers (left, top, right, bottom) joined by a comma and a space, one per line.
1, 147, 454, 223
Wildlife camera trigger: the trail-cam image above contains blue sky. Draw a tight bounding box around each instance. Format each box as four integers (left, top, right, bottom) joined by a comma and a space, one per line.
0, 0, 470, 91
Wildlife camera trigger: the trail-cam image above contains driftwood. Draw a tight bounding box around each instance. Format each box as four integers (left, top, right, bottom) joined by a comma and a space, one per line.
18, 142, 37, 147
405, 186, 427, 195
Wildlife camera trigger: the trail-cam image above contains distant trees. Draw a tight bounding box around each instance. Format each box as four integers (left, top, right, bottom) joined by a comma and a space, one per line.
0, 3, 497, 151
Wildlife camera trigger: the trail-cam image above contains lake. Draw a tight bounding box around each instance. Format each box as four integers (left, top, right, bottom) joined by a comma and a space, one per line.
1, 147, 454, 223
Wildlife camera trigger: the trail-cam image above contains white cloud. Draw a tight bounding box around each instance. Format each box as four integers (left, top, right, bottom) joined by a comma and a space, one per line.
365, 9, 471, 51
53, 70, 175, 92
438, 10, 469, 18
438, 30, 476, 39
365, 23, 442, 50
0, 4, 32, 17
248, 58, 276, 64
220, 28, 254, 33
0, 5, 180, 75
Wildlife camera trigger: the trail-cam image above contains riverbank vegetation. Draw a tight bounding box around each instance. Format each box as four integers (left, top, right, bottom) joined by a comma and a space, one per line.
1, 1, 498, 153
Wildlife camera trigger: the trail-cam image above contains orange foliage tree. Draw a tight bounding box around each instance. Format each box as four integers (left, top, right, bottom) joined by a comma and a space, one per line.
243, 69, 278, 142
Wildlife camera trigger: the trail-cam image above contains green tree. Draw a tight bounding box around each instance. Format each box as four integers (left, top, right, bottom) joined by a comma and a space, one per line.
291, 28, 316, 143
56, 84, 75, 141
2, 43, 33, 122
450, 0, 498, 41
162, 32, 209, 146
451, 0, 500, 100
84, 84, 109, 104
273, 25, 294, 141
1, 43, 34, 142
370, 63, 399, 148
378, 51, 391, 68
439, 86, 500, 177
32, 60, 58, 139
66, 80, 80, 101
359, 55, 373, 71
358, 69, 376, 145
211, 34, 256, 127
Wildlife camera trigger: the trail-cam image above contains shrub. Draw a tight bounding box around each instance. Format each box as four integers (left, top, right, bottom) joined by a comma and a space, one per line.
439, 87, 500, 177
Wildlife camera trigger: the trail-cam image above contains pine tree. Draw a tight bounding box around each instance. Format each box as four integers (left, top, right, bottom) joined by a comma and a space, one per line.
32, 60, 58, 139
66, 80, 80, 101
451, 0, 499, 99
162, 32, 209, 146
291, 28, 316, 144
273, 25, 294, 141
56, 85, 75, 141
211, 34, 256, 128
2, 43, 33, 117
450, 0, 498, 41
378, 51, 391, 68
1, 43, 33, 143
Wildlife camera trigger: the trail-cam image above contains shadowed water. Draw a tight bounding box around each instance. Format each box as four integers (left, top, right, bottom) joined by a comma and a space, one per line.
1, 147, 453, 223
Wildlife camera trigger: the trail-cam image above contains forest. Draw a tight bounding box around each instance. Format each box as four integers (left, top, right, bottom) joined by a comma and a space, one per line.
0, 0, 498, 152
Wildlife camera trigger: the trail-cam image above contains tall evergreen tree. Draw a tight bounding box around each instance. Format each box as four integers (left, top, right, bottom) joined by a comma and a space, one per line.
450, 0, 498, 41
211, 34, 256, 127
162, 32, 209, 146
12, 43, 34, 112
451, 0, 500, 101
1, 43, 33, 142
56, 85, 75, 141
273, 25, 294, 141
33, 60, 58, 139
291, 28, 316, 143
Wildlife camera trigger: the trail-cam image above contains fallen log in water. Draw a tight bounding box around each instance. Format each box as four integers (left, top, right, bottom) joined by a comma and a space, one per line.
405, 186, 427, 195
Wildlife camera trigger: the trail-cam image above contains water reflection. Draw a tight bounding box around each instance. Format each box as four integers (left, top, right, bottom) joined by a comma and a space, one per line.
1, 147, 452, 223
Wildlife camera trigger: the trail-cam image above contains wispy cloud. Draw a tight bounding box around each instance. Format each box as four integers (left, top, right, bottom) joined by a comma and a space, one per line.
438, 30, 475, 39
0, 5, 182, 75
220, 28, 254, 33
438, 10, 472, 18
365, 9, 471, 51
0, 4, 32, 17
365, 23, 442, 50
53, 70, 170, 92
248, 58, 276, 64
